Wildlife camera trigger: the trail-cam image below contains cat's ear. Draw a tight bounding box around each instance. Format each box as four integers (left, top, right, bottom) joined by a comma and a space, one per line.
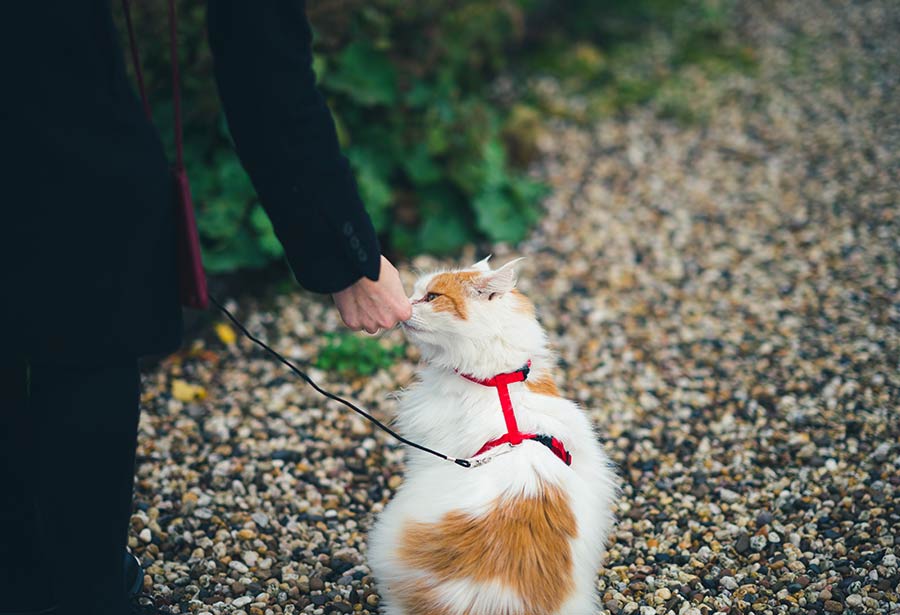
470, 254, 493, 272
472, 257, 524, 300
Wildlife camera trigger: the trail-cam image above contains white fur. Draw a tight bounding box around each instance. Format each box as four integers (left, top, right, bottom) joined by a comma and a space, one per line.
368, 259, 618, 615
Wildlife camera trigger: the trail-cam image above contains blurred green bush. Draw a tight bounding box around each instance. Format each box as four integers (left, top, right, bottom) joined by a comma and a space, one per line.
118, 0, 749, 274
117, 0, 546, 273
315, 331, 405, 377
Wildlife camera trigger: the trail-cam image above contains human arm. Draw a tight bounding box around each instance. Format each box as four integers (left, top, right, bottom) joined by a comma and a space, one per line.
206, 0, 379, 293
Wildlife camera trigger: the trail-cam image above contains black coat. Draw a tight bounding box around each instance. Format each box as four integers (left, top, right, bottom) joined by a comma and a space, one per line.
1, 1, 380, 361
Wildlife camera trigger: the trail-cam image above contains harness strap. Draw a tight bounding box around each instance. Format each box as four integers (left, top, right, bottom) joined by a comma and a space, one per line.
458, 361, 572, 466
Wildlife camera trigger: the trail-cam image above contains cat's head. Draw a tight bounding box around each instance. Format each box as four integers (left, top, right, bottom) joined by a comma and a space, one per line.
402, 257, 546, 374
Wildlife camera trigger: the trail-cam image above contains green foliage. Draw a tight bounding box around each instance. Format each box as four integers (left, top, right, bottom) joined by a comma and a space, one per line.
312, 0, 549, 256
116, 0, 751, 274
314, 332, 405, 377
523, 0, 756, 123
116, 0, 547, 273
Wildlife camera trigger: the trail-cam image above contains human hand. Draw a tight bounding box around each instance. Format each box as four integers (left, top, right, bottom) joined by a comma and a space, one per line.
332, 255, 412, 334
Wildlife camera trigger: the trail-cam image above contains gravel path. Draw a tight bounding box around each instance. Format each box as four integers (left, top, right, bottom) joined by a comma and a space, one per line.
132, 1, 899, 613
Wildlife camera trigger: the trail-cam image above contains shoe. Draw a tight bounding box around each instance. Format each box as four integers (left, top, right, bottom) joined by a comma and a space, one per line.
124, 550, 144, 598
130, 595, 159, 615
0, 552, 140, 615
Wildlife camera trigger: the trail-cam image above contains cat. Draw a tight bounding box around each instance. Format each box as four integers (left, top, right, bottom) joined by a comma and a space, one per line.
368, 257, 618, 615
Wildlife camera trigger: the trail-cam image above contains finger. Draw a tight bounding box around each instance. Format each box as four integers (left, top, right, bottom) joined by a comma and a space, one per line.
377, 317, 397, 330
341, 315, 361, 331
397, 301, 413, 321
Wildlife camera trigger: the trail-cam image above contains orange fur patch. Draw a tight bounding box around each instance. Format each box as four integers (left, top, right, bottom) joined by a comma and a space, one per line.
398, 483, 577, 615
427, 272, 479, 320
393, 580, 454, 615
525, 373, 560, 397
509, 289, 536, 317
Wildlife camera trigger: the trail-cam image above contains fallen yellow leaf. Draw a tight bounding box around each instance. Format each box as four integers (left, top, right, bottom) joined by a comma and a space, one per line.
171, 379, 207, 402
215, 322, 237, 346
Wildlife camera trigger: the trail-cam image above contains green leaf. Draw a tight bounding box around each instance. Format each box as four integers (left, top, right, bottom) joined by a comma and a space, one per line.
197, 197, 246, 240
315, 332, 405, 376
481, 138, 508, 191
509, 176, 550, 208
403, 144, 442, 185
249, 205, 284, 258
404, 82, 434, 108
416, 186, 472, 253
347, 147, 394, 231
472, 188, 530, 243
417, 210, 470, 254
324, 41, 397, 106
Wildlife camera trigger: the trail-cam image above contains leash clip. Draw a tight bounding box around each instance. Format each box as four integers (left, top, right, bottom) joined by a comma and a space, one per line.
462, 443, 517, 468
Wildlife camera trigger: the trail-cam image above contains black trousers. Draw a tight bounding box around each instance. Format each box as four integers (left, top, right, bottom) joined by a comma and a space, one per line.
0, 359, 140, 615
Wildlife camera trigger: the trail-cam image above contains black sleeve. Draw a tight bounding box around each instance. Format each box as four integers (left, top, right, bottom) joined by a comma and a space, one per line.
206, 0, 380, 293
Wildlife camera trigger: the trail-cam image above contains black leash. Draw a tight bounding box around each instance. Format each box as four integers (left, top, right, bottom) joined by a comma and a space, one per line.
208, 294, 472, 468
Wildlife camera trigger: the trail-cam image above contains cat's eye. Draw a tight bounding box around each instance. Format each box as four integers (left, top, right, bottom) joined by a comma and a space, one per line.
424, 292, 440, 302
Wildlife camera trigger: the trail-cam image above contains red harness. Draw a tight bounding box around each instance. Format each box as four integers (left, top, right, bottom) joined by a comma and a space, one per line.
457, 361, 572, 466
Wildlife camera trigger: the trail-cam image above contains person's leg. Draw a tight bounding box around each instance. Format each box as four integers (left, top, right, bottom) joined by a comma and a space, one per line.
28, 359, 141, 615
0, 360, 56, 611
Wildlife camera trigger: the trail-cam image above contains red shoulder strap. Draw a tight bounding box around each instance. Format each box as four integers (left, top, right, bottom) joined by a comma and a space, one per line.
120, 0, 185, 170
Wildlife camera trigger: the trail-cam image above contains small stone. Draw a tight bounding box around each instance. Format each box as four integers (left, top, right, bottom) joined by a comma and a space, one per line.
720, 488, 740, 503
720, 576, 738, 590
655, 587, 671, 601
251, 512, 269, 528
735, 533, 751, 554
233, 596, 252, 607
750, 534, 767, 551
882, 553, 897, 567
230, 561, 250, 574
756, 511, 774, 527
846, 594, 863, 607
870, 442, 891, 461
194, 508, 213, 520
824, 599, 843, 612
139, 528, 152, 543
366, 594, 379, 607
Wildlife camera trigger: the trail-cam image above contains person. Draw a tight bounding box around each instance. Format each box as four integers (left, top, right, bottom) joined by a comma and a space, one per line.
0, 2, 412, 614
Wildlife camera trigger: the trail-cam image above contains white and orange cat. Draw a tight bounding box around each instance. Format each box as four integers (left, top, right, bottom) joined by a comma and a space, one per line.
368, 257, 617, 615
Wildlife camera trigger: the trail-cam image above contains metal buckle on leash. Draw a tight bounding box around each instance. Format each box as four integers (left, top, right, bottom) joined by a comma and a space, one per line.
461, 443, 518, 468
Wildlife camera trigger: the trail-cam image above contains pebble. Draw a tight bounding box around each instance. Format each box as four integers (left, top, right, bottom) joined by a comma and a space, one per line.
720, 488, 740, 503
